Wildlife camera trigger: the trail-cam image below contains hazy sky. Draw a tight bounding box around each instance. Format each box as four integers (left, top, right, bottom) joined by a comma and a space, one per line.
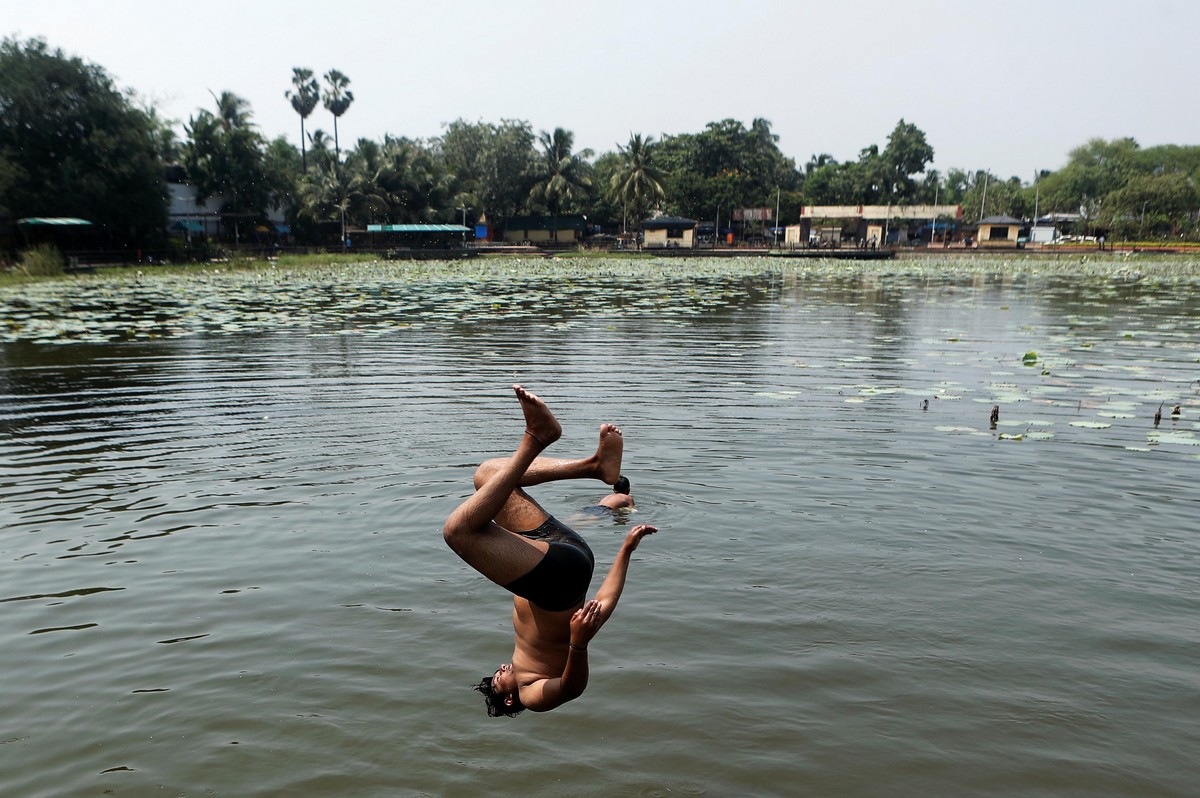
5, 0, 1198, 181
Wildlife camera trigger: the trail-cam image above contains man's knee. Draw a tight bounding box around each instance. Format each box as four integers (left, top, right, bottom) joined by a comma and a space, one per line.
473, 458, 506, 489
474, 459, 508, 486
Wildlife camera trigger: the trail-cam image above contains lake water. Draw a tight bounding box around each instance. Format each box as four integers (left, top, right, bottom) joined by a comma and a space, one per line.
2, 257, 1198, 797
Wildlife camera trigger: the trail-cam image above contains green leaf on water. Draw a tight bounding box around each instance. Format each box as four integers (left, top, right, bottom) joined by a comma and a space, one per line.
1022, 351, 1039, 365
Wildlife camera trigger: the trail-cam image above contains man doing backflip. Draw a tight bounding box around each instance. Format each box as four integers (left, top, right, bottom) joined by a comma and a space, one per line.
443, 385, 657, 717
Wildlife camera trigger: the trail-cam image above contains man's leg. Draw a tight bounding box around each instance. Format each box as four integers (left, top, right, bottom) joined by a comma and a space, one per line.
474, 422, 624, 534
443, 386, 564, 586
475, 422, 623, 491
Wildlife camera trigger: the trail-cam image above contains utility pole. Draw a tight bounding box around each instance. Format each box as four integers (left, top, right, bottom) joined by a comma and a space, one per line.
933, 180, 940, 244
774, 187, 781, 248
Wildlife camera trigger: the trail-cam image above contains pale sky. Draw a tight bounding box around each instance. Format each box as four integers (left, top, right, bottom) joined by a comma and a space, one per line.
5, 0, 1198, 181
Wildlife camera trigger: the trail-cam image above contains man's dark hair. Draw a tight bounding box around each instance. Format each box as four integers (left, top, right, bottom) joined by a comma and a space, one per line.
473, 676, 525, 718
613, 475, 631, 495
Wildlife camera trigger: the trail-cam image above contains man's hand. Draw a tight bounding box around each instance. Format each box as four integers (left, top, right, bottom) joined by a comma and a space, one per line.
570, 599, 602, 646
624, 524, 658, 552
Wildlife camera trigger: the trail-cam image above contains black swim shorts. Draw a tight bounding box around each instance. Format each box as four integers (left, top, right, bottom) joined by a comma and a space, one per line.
503, 516, 595, 612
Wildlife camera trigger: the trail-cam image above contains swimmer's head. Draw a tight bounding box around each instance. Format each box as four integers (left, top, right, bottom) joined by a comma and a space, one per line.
474, 667, 524, 718
613, 475, 631, 495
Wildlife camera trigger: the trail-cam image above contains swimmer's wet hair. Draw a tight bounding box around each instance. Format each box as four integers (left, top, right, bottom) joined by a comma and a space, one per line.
613, 475, 630, 495
473, 676, 525, 718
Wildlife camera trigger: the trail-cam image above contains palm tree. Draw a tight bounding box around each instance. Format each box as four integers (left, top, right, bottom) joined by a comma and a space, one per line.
372, 137, 465, 224
608, 133, 666, 233
208, 90, 253, 132
305, 128, 337, 173
285, 67, 320, 173
321, 69, 354, 162
528, 127, 592, 242
187, 91, 266, 242
299, 158, 386, 249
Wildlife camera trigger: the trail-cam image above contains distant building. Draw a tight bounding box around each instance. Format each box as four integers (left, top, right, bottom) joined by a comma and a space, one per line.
1029, 212, 1081, 244
977, 215, 1022, 248
501, 215, 589, 244
165, 165, 287, 241
786, 205, 963, 247
642, 216, 697, 248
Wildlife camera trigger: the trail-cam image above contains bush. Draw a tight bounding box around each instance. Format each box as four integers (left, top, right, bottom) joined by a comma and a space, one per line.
17, 244, 63, 276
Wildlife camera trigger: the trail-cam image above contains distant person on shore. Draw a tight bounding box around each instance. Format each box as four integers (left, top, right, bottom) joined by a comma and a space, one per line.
442, 385, 658, 717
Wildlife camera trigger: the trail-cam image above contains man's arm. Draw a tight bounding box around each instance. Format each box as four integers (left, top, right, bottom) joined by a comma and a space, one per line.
518, 603, 600, 712
593, 524, 657, 626
520, 525, 658, 712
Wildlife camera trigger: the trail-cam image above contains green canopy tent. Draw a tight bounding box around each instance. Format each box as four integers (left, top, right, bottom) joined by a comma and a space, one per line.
366, 223, 471, 250
16, 217, 94, 225
169, 220, 205, 234
13, 218, 111, 269
16, 217, 95, 247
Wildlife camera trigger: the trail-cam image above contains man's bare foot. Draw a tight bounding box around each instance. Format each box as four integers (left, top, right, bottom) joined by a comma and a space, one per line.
595, 422, 624, 484
514, 385, 562, 448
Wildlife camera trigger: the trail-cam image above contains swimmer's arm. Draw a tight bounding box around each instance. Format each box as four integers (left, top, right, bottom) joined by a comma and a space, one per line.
593, 524, 658, 626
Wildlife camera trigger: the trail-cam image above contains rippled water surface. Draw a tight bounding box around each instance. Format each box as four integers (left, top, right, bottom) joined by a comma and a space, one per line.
2, 258, 1199, 797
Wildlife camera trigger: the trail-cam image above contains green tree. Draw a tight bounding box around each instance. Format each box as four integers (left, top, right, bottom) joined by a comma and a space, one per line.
322, 69, 354, 162
940, 168, 972, 203
263, 135, 302, 219
305, 128, 338, 173
286, 67, 320, 173
805, 153, 836, 177
183, 91, 272, 236
880, 119, 935, 200
586, 150, 623, 231
1097, 172, 1198, 239
803, 159, 868, 204
800, 120, 933, 205
961, 171, 1028, 221
437, 118, 536, 226
608, 133, 667, 233
0, 153, 22, 222
528, 127, 593, 242
1034, 137, 1141, 218
657, 118, 800, 224
0, 37, 167, 246
298, 160, 353, 243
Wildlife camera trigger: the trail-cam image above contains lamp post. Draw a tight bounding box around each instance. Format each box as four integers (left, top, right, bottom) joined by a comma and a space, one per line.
458, 206, 468, 247
933, 179, 940, 244
773, 187, 781, 248
1140, 201, 1148, 241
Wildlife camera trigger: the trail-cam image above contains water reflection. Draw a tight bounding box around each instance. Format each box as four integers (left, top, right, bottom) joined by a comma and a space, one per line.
1, 261, 1199, 797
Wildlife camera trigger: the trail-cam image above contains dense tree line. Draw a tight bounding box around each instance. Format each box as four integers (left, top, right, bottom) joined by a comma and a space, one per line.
0, 37, 168, 248
3, 36, 1199, 258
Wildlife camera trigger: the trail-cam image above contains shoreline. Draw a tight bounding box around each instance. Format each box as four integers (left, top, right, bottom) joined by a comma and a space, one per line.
4, 248, 1200, 290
